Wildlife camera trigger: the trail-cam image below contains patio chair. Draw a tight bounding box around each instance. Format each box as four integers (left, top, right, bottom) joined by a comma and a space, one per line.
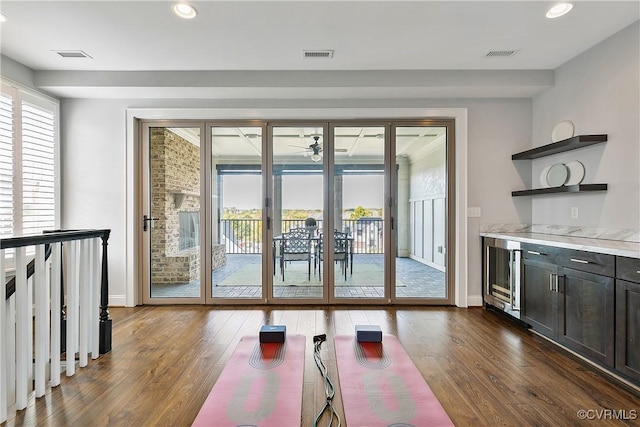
280, 228, 312, 281
316, 230, 349, 280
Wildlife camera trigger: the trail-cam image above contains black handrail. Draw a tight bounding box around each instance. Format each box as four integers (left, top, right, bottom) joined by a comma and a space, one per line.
1, 229, 112, 354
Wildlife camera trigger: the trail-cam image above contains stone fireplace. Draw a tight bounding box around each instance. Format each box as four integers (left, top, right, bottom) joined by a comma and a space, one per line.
150, 128, 201, 285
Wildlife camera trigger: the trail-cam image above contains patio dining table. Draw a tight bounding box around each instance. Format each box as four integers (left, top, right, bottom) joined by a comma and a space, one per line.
272, 234, 353, 278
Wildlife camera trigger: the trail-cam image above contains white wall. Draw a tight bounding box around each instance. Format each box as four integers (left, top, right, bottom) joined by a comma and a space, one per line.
60, 99, 128, 305
465, 99, 532, 302
58, 98, 531, 306
531, 21, 640, 229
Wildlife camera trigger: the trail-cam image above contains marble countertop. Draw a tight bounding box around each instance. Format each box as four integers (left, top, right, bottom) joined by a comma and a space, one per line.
479, 231, 640, 258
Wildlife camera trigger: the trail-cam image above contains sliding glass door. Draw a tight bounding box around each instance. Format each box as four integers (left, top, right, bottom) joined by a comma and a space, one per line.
141, 123, 205, 304
209, 125, 265, 302
392, 123, 453, 303
331, 125, 387, 302
270, 125, 326, 301
140, 119, 454, 305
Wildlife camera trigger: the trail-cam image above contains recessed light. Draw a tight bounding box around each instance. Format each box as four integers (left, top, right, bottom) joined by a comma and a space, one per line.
546, 3, 573, 19
172, 3, 197, 19
0, 14, 7, 23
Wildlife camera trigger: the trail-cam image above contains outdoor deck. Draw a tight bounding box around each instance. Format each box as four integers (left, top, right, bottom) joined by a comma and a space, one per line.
151, 254, 446, 299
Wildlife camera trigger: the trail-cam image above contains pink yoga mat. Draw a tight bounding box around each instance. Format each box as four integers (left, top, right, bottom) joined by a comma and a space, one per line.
192, 334, 305, 427
334, 334, 454, 427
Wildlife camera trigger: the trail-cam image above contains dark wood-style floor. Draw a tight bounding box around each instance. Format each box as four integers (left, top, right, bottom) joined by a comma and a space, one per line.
4, 306, 639, 426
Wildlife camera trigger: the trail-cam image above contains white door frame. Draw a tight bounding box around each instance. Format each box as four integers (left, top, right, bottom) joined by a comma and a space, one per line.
125, 107, 469, 307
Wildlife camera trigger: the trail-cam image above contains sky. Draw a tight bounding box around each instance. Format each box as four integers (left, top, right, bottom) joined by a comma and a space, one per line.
223, 174, 383, 210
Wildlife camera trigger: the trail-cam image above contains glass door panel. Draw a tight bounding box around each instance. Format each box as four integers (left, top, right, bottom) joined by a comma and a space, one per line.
394, 126, 448, 300
210, 126, 264, 300
333, 126, 386, 300
148, 126, 202, 300
271, 126, 324, 300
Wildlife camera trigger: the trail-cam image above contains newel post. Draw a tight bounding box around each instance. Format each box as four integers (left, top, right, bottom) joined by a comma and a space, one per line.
99, 230, 112, 354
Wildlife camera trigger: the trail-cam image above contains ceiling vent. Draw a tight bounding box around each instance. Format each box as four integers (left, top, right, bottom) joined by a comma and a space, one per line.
485, 50, 518, 58
55, 50, 92, 59
303, 50, 334, 58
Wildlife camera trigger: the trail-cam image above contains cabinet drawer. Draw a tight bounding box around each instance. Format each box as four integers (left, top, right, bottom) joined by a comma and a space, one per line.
555, 248, 615, 277
616, 256, 640, 283
521, 243, 561, 263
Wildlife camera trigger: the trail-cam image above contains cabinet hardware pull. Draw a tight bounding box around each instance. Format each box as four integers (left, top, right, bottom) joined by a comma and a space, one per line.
556, 275, 562, 293
527, 251, 542, 255
549, 274, 554, 291
570, 258, 590, 264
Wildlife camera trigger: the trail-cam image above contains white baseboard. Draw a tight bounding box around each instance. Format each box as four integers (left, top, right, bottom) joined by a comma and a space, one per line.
108, 295, 127, 307
467, 295, 483, 307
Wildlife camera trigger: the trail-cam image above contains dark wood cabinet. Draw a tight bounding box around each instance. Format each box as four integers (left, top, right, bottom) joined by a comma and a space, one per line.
615, 256, 640, 383
558, 267, 615, 367
521, 258, 557, 338
521, 244, 616, 369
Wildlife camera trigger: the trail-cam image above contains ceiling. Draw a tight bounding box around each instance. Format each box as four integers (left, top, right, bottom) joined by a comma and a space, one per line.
1, 1, 639, 99
171, 125, 446, 161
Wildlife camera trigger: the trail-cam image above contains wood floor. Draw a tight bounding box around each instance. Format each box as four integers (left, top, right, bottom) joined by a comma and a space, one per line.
4, 305, 639, 426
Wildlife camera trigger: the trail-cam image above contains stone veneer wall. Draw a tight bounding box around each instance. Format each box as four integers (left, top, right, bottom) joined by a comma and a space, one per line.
150, 129, 201, 284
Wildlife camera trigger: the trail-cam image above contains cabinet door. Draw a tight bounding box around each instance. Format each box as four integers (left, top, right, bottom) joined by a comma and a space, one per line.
522, 258, 557, 338
558, 267, 615, 368
616, 279, 640, 382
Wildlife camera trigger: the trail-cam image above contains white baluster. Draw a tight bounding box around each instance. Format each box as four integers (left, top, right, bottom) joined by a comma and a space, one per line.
66, 240, 79, 376
6, 294, 15, 406
27, 259, 33, 395
15, 247, 28, 409
0, 249, 7, 422
79, 240, 89, 367
91, 238, 100, 359
50, 242, 61, 386
34, 244, 48, 397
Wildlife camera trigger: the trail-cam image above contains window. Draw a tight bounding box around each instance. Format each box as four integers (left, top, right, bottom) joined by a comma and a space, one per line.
0, 92, 14, 239
0, 81, 59, 240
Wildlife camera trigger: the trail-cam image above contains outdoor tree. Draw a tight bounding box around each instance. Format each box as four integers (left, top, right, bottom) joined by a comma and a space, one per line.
350, 206, 372, 219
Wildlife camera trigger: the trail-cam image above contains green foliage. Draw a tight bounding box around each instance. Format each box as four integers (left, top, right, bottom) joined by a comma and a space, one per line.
350, 206, 372, 220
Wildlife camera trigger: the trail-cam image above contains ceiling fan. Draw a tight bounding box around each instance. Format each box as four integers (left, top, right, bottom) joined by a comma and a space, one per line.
290, 136, 348, 162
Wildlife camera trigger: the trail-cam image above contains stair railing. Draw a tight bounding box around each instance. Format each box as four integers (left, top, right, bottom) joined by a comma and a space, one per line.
0, 229, 111, 422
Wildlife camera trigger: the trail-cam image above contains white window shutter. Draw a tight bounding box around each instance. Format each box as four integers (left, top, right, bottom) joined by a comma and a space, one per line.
0, 93, 13, 238
21, 101, 55, 235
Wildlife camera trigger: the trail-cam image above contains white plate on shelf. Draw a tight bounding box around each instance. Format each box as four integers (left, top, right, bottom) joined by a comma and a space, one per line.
546, 163, 568, 187
551, 120, 575, 142
539, 165, 552, 188
565, 160, 585, 186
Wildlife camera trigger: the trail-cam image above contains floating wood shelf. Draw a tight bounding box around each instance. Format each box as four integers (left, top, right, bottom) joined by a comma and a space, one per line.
512, 184, 608, 197
512, 135, 607, 160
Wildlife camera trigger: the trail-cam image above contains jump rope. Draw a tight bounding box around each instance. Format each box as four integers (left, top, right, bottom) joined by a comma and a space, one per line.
312, 334, 341, 427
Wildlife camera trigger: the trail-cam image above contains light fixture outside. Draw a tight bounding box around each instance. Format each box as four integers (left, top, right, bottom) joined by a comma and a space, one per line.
310, 153, 322, 163
546, 3, 573, 18
172, 3, 197, 19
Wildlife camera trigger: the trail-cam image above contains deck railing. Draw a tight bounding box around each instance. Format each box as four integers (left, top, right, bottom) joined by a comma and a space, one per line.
1, 229, 111, 422
221, 218, 383, 254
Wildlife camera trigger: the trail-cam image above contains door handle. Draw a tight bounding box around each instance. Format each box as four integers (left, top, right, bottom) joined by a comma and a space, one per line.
143, 215, 159, 232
